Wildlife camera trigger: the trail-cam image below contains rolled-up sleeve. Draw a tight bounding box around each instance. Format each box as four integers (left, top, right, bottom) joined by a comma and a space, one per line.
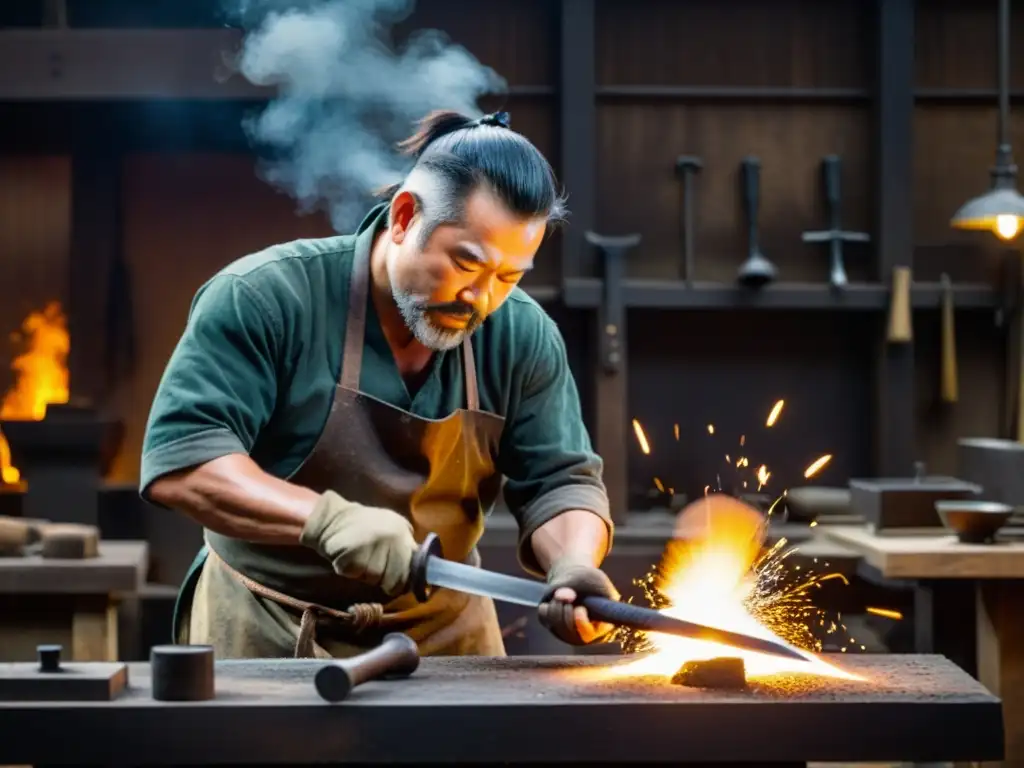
498, 313, 612, 575
140, 274, 282, 499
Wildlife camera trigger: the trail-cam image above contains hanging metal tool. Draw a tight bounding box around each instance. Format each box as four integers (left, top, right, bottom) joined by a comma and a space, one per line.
736, 156, 778, 287
940, 273, 959, 404
801, 155, 870, 289
585, 231, 641, 374
675, 155, 703, 286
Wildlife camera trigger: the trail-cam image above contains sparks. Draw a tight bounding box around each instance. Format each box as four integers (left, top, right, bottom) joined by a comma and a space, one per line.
632, 419, 651, 455
866, 607, 903, 620
707, 424, 715, 435
766, 399, 784, 427
608, 498, 858, 681
803, 454, 832, 478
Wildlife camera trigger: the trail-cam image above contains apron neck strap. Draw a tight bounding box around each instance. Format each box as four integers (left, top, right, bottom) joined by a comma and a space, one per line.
340, 232, 481, 412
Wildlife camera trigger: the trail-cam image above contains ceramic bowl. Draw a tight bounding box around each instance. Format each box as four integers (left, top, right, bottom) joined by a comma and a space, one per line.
935, 500, 1013, 544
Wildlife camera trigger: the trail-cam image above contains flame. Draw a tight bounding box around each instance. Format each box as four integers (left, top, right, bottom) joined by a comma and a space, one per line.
0, 302, 70, 485
605, 496, 858, 681
613, 404, 857, 683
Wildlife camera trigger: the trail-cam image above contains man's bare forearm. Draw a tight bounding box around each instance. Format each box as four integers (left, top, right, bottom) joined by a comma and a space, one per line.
529, 509, 611, 575
147, 454, 320, 545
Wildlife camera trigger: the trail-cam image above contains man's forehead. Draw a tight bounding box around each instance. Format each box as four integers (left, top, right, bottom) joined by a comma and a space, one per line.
456, 213, 544, 257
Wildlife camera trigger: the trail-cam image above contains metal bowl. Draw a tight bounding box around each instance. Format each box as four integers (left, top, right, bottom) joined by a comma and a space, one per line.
935, 500, 1013, 544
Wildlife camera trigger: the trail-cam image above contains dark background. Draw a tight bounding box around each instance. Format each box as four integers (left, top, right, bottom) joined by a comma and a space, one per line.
0, 0, 1018, 580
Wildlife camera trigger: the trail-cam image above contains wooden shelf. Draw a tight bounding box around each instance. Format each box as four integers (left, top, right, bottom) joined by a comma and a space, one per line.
595, 86, 870, 102
559, 279, 998, 311
591, 86, 1024, 105
915, 88, 1024, 104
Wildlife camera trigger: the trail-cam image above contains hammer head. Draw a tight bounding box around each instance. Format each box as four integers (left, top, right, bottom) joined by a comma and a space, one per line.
676, 155, 704, 175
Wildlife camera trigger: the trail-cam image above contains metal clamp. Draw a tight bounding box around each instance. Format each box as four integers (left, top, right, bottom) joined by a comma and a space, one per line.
584, 231, 641, 374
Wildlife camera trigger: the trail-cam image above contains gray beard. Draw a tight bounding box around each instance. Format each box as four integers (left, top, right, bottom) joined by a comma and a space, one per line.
392, 288, 466, 352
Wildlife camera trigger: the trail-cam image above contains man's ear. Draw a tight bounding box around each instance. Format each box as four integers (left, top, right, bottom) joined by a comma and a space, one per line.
389, 190, 420, 245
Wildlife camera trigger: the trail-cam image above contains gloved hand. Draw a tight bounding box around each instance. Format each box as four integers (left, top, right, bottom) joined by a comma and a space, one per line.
538, 558, 620, 645
299, 490, 417, 596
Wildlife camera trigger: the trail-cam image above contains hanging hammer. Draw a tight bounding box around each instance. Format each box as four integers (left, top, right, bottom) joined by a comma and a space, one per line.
675, 156, 703, 286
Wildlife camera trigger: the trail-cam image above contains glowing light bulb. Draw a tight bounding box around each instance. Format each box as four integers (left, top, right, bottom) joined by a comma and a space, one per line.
994, 214, 1022, 241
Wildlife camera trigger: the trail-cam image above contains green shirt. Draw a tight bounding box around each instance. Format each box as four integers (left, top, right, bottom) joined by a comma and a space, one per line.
141, 205, 611, 572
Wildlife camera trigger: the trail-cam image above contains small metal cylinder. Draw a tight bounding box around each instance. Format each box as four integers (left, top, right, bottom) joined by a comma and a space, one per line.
37, 644, 62, 673
150, 645, 215, 702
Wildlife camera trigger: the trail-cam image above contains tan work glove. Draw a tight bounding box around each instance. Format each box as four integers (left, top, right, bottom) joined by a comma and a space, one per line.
538, 558, 620, 645
299, 491, 417, 596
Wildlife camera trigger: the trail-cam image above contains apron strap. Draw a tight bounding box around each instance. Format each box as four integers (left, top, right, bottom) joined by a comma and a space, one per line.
340, 236, 370, 391
462, 338, 480, 412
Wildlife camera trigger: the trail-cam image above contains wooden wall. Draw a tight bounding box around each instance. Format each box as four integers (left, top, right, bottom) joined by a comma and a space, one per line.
0, 0, 1016, 508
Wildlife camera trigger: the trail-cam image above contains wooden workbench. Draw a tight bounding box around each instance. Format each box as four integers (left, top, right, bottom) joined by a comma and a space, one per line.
0, 541, 148, 662
823, 525, 1024, 765
0, 655, 1002, 765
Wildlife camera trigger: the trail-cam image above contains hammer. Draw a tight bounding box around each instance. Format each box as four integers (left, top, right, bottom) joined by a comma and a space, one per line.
675, 155, 703, 285
314, 633, 420, 703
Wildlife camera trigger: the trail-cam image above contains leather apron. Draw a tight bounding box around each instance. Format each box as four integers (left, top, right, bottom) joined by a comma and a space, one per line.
173, 222, 508, 659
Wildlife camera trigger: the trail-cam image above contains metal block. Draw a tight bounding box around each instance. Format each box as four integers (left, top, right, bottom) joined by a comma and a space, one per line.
849, 472, 981, 532
958, 438, 1024, 508
0, 661, 127, 701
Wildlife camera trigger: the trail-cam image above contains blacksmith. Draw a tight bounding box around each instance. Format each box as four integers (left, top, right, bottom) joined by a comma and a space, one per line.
140, 110, 618, 659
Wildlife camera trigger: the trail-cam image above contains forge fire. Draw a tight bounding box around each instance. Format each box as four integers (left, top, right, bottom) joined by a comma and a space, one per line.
603, 409, 861, 685
0, 302, 69, 486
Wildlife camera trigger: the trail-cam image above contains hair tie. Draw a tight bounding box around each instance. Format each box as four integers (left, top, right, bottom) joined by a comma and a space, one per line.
476, 111, 510, 129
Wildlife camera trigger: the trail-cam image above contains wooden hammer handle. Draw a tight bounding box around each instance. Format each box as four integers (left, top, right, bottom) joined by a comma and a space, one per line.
314, 633, 420, 703
887, 266, 913, 343
940, 274, 959, 403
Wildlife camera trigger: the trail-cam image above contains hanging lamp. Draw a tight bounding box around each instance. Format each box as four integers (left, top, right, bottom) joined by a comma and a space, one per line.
950, 0, 1024, 241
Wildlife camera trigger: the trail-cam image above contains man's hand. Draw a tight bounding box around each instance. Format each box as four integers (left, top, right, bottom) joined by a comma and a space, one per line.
538, 559, 620, 645
300, 491, 417, 595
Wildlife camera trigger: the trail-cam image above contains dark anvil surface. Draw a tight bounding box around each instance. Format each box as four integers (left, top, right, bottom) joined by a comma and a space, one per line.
0, 654, 1003, 765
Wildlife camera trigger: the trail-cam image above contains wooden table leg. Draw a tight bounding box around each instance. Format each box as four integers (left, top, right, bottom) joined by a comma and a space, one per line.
71, 594, 119, 661
977, 579, 1024, 767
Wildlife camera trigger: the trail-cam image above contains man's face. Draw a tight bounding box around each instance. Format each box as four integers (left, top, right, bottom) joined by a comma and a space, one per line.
385, 187, 546, 351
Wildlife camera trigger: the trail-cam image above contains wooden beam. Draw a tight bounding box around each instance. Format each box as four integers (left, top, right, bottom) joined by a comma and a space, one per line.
0, 29, 262, 100
559, 0, 628, 525
0, 29, 552, 102
873, 0, 917, 476
559, 0, 596, 279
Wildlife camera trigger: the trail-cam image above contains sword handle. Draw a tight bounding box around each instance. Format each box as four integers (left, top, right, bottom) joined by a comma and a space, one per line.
579, 595, 663, 631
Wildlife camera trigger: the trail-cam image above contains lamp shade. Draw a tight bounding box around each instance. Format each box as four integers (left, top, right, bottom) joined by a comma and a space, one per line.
950, 186, 1024, 240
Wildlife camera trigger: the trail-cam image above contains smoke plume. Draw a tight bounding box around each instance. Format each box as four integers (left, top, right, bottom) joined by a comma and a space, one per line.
222, 0, 506, 230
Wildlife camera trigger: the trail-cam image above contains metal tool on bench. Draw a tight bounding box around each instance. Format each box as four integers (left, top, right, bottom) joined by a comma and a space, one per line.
675, 155, 703, 286
736, 156, 778, 287
0, 643, 129, 702
409, 533, 807, 662
315, 632, 420, 703
801, 154, 870, 289
585, 231, 641, 375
